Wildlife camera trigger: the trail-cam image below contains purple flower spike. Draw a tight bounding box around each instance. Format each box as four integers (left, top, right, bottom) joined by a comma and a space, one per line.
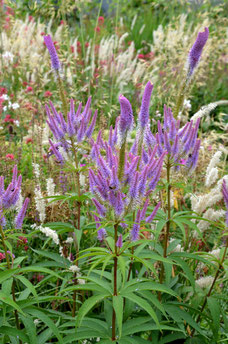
77, 118, 86, 142
97, 228, 107, 241
186, 139, 201, 173
131, 223, 140, 241
139, 81, 153, 129
138, 166, 148, 196
98, 156, 110, 179
145, 202, 161, 223
116, 234, 123, 248
129, 171, 140, 199
188, 27, 209, 76
92, 198, 106, 217
86, 110, 98, 138
15, 198, 29, 229
44, 35, 61, 70
67, 111, 76, 137
0, 176, 4, 195
164, 132, 171, 153
110, 166, 119, 189
115, 191, 124, 217
118, 95, 134, 140
141, 199, 149, 221
49, 139, 64, 163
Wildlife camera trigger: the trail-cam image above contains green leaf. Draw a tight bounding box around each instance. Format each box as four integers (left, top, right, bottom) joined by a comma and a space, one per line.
158, 333, 186, 343
117, 255, 126, 283
172, 257, 195, 290
121, 292, 160, 328
26, 307, 63, 343
21, 315, 38, 344
0, 326, 29, 342
0, 291, 25, 315
15, 275, 39, 303
121, 281, 178, 298
207, 296, 220, 338
0, 268, 19, 284
19, 266, 64, 279
75, 294, 109, 330
113, 295, 123, 338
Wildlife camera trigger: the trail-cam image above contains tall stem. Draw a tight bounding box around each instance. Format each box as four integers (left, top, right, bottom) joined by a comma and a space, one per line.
112, 223, 118, 341
159, 158, 171, 297
191, 238, 228, 337
0, 225, 22, 343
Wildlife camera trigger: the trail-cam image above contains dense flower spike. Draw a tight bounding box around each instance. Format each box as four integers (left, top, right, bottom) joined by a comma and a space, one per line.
44, 35, 61, 70
0, 166, 29, 229
118, 95, 133, 142
188, 27, 209, 77
138, 81, 153, 129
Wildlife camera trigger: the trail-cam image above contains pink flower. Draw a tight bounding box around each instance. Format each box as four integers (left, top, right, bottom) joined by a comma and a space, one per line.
98, 16, 104, 24
138, 54, 145, 59
26, 86, 33, 93
6, 154, 14, 160
95, 26, 101, 33
0, 252, 5, 261
179, 159, 186, 165
44, 91, 52, 97
207, 145, 212, 151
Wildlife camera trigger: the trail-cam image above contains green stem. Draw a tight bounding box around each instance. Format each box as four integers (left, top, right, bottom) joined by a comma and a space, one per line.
191, 238, 228, 337
174, 80, 187, 119
57, 71, 68, 118
159, 158, 171, 299
112, 223, 118, 341
118, 138, 126, 181
0, 225, 22, 343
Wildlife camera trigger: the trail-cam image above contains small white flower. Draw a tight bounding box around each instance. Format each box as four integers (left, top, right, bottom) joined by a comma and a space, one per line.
12, 103, 20, 110
8, 101, 12, 109
34, 319, 40, 325
69, 265, 80, 273
78, 278, 85, 285
65, 237, 74, 244
1, 94, 9, 100
14, 120, 20, 127
3, 106, 7, 112
0, 126, 3, 130
39, 226, 59, 245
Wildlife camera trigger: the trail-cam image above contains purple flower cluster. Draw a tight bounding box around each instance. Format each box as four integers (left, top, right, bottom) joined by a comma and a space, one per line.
222, 180, 228, 227
139, 105, 201, 174
46, 97, 97, 162
188, 27, 209, 77
89, 92, 163, 242
0, 165, 29, 229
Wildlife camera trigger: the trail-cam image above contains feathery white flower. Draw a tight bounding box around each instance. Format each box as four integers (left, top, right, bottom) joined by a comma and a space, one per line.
46, 178, 56, 197
39, 226, 59, 245
191, 101, 228, 124
196, 276, 214, 288
205, 151, 222, 187
34, 187, 46, 223
198, 209, 226, 231
33, 163, 40, 180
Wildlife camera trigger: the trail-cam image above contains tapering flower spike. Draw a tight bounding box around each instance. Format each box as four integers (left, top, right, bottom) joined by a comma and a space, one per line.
118, 95, 134, 141
15, 198, 30, 229
188, 27, 209, 77
44, 35, 61, 70
138, 81, 153, 129
145, 202, 161, 223
116, 234, 123, 248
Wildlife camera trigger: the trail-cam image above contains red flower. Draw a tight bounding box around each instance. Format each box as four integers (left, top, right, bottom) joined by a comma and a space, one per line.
41, 32, 45, 36
0, 87, 7, 96
0, 252, 5, 261
137, 54, 145, 59
98, 16, 104, 24
28, 16, 33, 22
6, 154, 14, 160
85, 42, 89, 48
60, 20, 65, 25
4, 114, 14, 123
22, 81, 28, 87
95, 26, 101, 33
25, 138, 33, 144
26, 86, 33, 93
44, 91, 52, 97
70, 45, 74, 53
